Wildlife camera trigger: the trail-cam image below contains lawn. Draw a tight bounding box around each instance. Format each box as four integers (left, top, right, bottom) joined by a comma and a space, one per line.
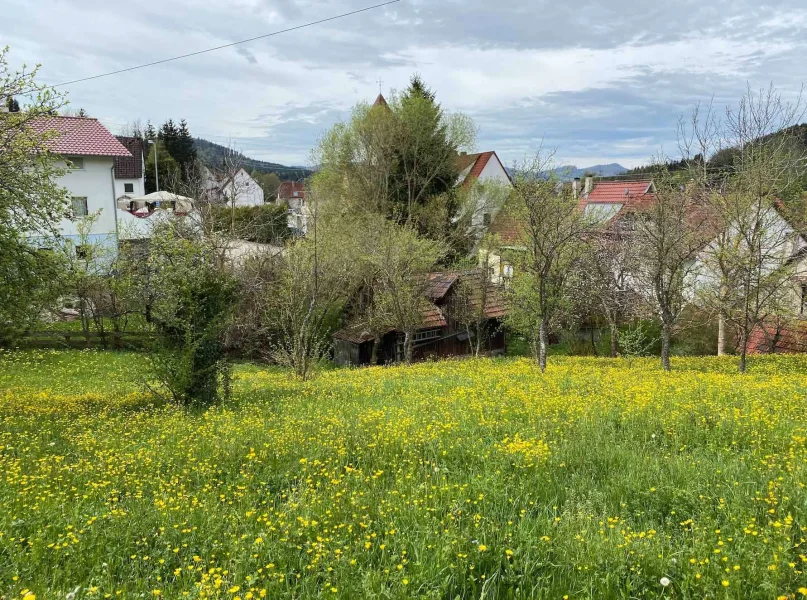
2, 350, 807, 599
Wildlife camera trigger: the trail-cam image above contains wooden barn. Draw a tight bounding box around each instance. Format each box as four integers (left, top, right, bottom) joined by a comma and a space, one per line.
333, 271, 507, 366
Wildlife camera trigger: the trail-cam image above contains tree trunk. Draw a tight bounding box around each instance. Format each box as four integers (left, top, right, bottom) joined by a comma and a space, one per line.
370, 334, 380, 365
590, 327, 598, 357
738, 330, 748, 374
404, 331, 413, 365
717, 311, 727, 356
660, 322, 671, 372
538, 319, 548, 373
609, 322, 618, 358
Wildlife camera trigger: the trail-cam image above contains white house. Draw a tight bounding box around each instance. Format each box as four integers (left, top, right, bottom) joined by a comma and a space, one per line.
29, 116, 131, 249
113, 136, 146, 201
278, 181, 308, 235
205, 167, 264, 206
456, 151, 512, 229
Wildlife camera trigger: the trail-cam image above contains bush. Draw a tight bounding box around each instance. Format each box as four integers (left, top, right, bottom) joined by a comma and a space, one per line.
146, 225, 238, 407
210, 204, 290, 244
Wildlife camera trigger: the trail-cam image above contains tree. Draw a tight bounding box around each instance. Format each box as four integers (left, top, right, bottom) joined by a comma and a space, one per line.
367, 220, 444, 364
683, 87, 807, 371
60, 211, 114, 345
630, 166, 707, 371
6, 96, 19, 112
505, 153, 591, 372
312, 75, 478, 258
261, 196, 357, 379
582, 226, 641, 357
144, 222, 238, 407
453, 265, 500, 358
251, 170, 281, 201
144, 140, 180, 193
0, 47, 70, 339
393, 76, 476, 235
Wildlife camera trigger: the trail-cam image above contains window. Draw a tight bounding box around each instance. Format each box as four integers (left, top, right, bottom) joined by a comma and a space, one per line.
483, 213, 491, 226
71, 197, 88, 218
501, 262, 514, 279
414, 329, 441, 342
68, 157, 84, 170
124, 183, 134, 193
293, 191, 299, 197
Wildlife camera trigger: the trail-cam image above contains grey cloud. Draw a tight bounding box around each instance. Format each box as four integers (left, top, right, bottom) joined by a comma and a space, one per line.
4, 0, 807, 167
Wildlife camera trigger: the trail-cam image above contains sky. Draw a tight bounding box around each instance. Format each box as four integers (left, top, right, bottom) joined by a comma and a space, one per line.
5, 0, 807, 170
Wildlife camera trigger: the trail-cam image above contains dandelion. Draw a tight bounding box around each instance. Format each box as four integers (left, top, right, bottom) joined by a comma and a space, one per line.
478, 544, 488, 552
660, 577, 671, 587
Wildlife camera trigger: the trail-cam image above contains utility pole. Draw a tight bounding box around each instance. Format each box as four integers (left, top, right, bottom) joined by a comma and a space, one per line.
148, 139, 159, 192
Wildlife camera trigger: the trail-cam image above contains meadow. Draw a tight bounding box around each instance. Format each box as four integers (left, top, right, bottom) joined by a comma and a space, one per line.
1, 350, 807, 599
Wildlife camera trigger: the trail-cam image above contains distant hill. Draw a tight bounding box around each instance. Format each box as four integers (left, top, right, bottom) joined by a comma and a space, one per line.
550, 163, 628, 180
194, 138, 312, 179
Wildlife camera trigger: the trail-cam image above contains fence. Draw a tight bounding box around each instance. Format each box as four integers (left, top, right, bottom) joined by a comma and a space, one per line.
6, 330, 156, 350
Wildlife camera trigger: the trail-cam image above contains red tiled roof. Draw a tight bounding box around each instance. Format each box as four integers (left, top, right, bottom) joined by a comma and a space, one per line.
30, 116, 131, 157
421, 305, 447, 328
585, 180, 653, 203
457, 151, 502, 187
425, 272, 459, 300
113, 136, 143, 179
278, 181, 305, 199
747, 319, 807, 354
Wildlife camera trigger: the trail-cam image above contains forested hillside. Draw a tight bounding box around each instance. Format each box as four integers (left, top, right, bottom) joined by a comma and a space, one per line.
193, 138, 312, 178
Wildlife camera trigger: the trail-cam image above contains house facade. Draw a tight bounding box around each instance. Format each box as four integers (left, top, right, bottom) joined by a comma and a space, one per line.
113, 136, 145, 201
205, 167, 265, 206
456, 150, 512, 230
278, 181, 308, 235
29, 116, 132, 248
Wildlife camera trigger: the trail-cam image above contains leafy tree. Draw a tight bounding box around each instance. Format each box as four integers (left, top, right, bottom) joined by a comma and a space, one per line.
0, 47, 70, 340
313, 75, 477, 258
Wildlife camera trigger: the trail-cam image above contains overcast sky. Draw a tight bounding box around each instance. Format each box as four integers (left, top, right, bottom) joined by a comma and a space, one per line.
5, 0, 807, 169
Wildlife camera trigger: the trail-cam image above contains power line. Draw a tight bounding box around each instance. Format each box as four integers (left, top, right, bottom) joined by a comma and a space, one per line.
52, 0, 401, 88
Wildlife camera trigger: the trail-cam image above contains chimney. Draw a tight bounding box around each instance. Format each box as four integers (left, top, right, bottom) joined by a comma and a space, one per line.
572, 177, 581, 198
584, 175, 593, 195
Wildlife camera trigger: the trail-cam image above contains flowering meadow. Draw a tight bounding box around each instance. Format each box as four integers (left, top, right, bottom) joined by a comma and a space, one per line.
2, 351, 807, 599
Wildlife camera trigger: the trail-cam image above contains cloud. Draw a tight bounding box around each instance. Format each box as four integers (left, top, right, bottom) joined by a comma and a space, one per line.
235, 47, 258, 65
4, 0, 807, 167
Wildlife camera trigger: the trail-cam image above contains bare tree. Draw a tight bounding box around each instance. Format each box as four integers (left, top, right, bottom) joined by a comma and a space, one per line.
630, 166, 708, 371
584, 228, 642, 357
505, 151, 591, 372
453, 262, 501, 358
681, 86, 807, 370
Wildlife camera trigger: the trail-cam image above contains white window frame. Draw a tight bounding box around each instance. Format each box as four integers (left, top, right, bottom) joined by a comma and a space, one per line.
414, 328, 441, 342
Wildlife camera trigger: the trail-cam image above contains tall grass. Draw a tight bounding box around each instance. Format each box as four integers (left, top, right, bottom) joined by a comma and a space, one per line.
1, 350, 807, 598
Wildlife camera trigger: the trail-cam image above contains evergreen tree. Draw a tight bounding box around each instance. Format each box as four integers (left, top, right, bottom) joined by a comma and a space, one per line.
174, 119, 197, 170
144, 120, 157, 142
6, 96, 19, 112
401, 74, 436, 103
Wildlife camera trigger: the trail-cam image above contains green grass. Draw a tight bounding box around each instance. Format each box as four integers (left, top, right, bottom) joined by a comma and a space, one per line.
1, 350, 807, 598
